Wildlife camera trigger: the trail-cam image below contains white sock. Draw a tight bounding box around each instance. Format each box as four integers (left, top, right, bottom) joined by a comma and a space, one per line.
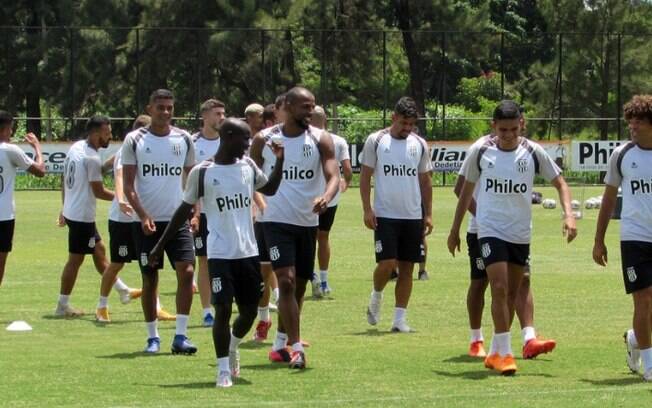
175, 314, 189, 336
320, 270, 328, 283
312, 271, 320, 283
494, 332, 512, 356
146, 320, 159, 339
371, 290, 383, 303
98, 296, 109, 309
58, 294, 70, 306
203, 307, 212, 317
218, 357, 230, 373
393, 307, 407, 323
641, 348, 652, 372
489, 334, 498, 355
273, 332, 288, 351
470, 328, 483, 343
229, 333, 243, 352
113, 278, 129, 292
628, 328, 640, 349
272, 288, 280, 303
258, 306, 270, 322
291, 342, 304, 353
522, 326, 536, 344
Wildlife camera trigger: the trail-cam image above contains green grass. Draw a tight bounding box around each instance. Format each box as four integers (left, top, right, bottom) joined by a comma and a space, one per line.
0, 187, 649, 407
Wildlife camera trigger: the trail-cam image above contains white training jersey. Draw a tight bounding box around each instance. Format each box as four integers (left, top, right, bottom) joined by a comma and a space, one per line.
327, 133, 351, 208
62, 140, 103, 223
257, 124, 325, 227
361, 129, 431, 220
461, 137, 560, 244
183, 157, 268, 259
108, 149, 132, 223
458, 135, 492, 234
0, 142, 34, 221
604, 142, 652, 242
193, 132, 221, 214
121, 126, 195, 222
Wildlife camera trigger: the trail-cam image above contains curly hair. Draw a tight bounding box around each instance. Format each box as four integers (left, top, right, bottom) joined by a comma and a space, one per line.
624, 95, 652, 123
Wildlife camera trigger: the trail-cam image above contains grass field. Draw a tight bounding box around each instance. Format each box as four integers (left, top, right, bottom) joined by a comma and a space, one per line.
0, 186, 649, 407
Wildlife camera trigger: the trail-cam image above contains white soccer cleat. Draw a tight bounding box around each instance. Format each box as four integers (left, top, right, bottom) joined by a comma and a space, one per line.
390, 319, 414, 333
229, 349, 240, 378
366, 300, 381, 326
311, 273, 323, 298
119, 288, 142, 305
268, 302, 278, 312
55, 303, 84, 318
216, 370, 233, 388
625, 330, 641, 373
644, 368, 652, 382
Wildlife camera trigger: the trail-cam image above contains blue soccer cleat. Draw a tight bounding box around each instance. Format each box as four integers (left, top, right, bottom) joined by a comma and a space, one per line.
144, 337, 161, 354
171, 335, 198, 355
203, 313, 214, 328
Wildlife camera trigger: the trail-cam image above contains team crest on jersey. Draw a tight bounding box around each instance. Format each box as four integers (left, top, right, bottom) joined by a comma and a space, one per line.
140, 253, 148, 266
481, 243, 491, 258
408, 144, 418, 158
118, 245, 128, 257
517, 158, 528, 173
475, 257, 485, 271
627, 266, 637, 282
375, 240, 383, 253
172, 143, 182, 156
88, 237, 96, 249
212, 277, 222, 293
303, 144, 313, 158
194, 237, 203, 249
269, 246, 280, 261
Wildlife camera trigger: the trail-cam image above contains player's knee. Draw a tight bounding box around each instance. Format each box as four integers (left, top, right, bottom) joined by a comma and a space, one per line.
490, 281, 508, 299
277, 275, 296, 293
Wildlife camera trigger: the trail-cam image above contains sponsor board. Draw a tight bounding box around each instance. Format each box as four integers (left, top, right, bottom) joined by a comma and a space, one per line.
16, 142, 122, 173
571, 140, 626, 172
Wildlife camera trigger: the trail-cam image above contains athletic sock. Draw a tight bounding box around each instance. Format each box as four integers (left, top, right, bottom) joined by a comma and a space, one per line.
641, 348, 652, 372
113, 278, 129, 292
98, 296, 109, 309
494, 332, 512, 356
146, 320, 159, 339
203, 307, 212, 318
470, 328, 483, 343
522, 326, 536, 344
393, 307, 407, 324
628, 328, 640, 349
229, 333, 243, 352
258, 306, 270, 322
320, 270, 328, 284
291, 342, 304, 353
273, 332, 288, 351
272, 288, 280, 304
371, 290, 383, 303
175, 314, 189, 336
218, 357, 230, 373
58, 294, 70, 306
489, 334, 498, 355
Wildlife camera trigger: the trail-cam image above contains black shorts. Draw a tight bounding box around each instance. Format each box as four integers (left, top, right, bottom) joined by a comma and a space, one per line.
374, 218, 423, 263
66, 218, 101, 255
254, 222, 270, 263
466, 233, 487, 280
132, 221, 195, 274
194, 213, 209, 257
109, 220, 137, 263
209, 257, 263, 305
318, 205, 338, 232
0, 219, 15, 252
478, 237, 530, 268
620, 241, 652, 294
262, 222, 317, 280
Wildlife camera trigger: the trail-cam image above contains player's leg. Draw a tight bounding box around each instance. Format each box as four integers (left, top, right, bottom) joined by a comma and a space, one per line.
195, 213, 214, 327
367, 218, 400, 326
632, 287, 652, 380
0, 219, 14, 287
315, 205, 337, 296
133, 222, 162, 353
56, 219, 92, 317
210, 259, 236, 387
390, 218, 422, 332
418, 238, 429, 280
0, 252, 7, 287
517, 270, 557, 359
466, 233, 489, 356
253, 222, 275, 342
169, 223, 197, 355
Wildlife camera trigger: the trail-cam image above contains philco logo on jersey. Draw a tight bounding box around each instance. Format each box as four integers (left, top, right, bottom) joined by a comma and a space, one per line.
630, 179, 652, 195
517, 158, 528, 173
382, 164, 417, 177
303, 144, 313, 157
172, 143, 182, 156
485, 178, 528, 194
142, 163, 183, 176
216, 193, 251, 212
283, 166, 314, 180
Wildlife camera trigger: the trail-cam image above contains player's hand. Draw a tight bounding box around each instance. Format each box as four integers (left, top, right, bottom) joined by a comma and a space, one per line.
563, 215, 577, 243
148, 245, 163, 268
312, 196, 328, 214
57, 212, 66, 227
119, 201, 133, 216
592, 241, 608, 266
423, 215, 433, 236
141, 217, 156, 235
363, 208, 377, 230
24, 132, 40, 147
190, 215, 200, 234
339, 179, 348, 193
447, 231, 460, 257
269, 141, 284, 160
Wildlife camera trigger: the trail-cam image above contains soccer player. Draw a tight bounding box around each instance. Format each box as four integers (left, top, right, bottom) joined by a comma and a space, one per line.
122, 89, 197, 354
191, 98, 226, 327
250, 87, 340, 368
150, 118, 284, 387
310, 105, 352, 297
244, 103, 264, 136
361, 97, 433, 333
0, 111, 45, 287
448, 100, 576, 375
55, 115, 117, 317
593, 94, 652, 382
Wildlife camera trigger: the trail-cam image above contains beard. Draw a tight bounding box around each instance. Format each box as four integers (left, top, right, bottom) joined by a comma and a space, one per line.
100, 139, 110, 148
294, 116, 310, 130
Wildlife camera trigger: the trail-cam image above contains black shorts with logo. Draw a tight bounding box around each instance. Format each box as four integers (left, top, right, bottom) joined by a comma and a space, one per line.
254, 222, 270, 263
262, 222, 317, 281
621, 241, 652, 294
209, 256, 263, 305
0, 219, 15, 252
66, 218, 101, 255
109, 220, 136, 263
478, 236, 530, 269
374, 217, 423, 263
318, 205, 338, 232
132, 221, 195, 274
466, 233, 487, 280
193, 213, 209, 257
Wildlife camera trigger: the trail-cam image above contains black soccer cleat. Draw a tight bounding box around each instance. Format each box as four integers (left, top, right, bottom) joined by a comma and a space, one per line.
171, 335, 197, 355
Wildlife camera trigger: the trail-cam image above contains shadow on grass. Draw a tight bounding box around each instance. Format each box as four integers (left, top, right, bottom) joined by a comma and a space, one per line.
156, 377, 253, 388
96, 351, 168, 359
442, 354, 481, 364
580, 376, 643, 386
347, 328, 394, 337
42, 315, 94, 322
240, 363, 313, 373
433, 369, 554, 380
239, 341, 269, 350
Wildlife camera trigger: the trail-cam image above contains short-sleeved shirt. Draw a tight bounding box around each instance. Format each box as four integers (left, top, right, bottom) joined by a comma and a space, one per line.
461, 137, 561, 244
62, 140, 103, 223
108, 149, 132, 223
192, 132, 221, 214
604, 142, 652, 242
458, 135, 492, 234
121, 127, 195, 222
0, 142, 34, 221
361, 129, 431, 220
328, 133, 351, 208
183, 157, 268, 259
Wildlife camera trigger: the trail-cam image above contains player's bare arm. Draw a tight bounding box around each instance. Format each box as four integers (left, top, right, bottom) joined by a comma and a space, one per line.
592, 184, 618, 266
314, 131, 340, 214
122, 163, 155, 234
454, 174, 477, 216
340, 158, 353, 193
359, 164, 376, 230
448, 179, 476, 256
551, 175, 577, 243
149, 202, 194, 268
249, 131, 267, 168
419, 170, 433, 235
256, 142, 284, 196
24, 133, 45, 177
90, 180, 114, 201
